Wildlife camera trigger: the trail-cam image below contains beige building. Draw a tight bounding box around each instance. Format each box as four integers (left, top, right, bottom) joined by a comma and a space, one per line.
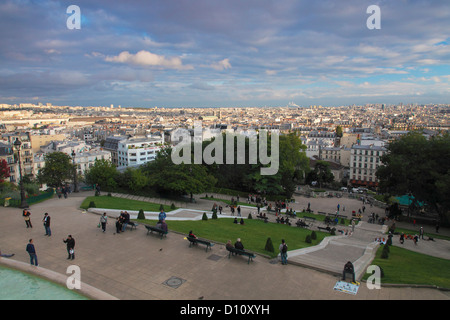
30, 133, 66, 153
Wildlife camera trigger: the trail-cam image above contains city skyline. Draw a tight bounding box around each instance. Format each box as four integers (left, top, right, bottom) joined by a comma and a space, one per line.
0, 0, 449, 108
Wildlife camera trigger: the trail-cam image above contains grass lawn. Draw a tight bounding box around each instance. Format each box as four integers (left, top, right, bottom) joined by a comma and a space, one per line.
362, 244, 450, 288
80, 196, 176, 212
135, 217, 329, 258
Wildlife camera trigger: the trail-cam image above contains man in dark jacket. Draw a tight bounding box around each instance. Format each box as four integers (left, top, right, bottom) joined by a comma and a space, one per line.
42, 213, 51, 236
26, 239, 38, 266
63, 235, 75, 260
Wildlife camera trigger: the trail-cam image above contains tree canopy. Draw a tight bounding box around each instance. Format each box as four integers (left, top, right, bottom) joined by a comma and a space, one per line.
37, 151, 74, 187
376, 131, 450, 223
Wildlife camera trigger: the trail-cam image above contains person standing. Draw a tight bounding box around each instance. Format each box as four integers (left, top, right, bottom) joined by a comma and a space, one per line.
158, 209, 166, 222
100, 213, 107, 233
279, 239, 288, 265
42, 213, 51, 236
419, 227, 424, 240
63, 235, 75, 260
26, 239, 38, 266
23, 209, 32, 228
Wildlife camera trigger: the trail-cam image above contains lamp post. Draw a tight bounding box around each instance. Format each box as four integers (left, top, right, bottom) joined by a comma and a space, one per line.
13, 138, 28, 208
71, 150, 79, 193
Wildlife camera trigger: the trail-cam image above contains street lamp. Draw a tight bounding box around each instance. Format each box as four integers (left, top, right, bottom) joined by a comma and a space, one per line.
13, 138, 29, 208
71, 150, 79, 193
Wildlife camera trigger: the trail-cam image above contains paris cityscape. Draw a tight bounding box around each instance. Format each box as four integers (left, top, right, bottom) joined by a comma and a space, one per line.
0, 0, 449, 307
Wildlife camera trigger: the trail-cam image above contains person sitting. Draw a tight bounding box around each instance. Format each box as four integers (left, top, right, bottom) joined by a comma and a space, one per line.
226, 240, 234, 252
188, 230, 197, 239
233, 217, 238, 224
240, 218, 245, 225
342, 261, 356, 283
0, 249, 15, 258
234, 238, 244, 251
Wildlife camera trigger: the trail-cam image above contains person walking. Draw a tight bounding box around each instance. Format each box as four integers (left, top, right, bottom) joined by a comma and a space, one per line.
99, 213, 107, 232
26, 239, 38, 266
23, 209, 32, 228
279, 239, 288, 265
63, 235, 75, 260
42, 213, 51, 236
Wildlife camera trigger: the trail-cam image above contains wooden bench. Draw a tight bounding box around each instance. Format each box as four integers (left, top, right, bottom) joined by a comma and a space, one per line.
304, 216, 316, 224
186, 236, 214, 252
226, 246, 255, 264
145, 225, 168, 239
126, 221, 138, 231
296, 219, 310, 228
317, 226, 332, 233
256, 215, 268, 222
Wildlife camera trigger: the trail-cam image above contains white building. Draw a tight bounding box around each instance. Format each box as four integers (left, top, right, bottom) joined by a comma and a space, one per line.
349, 144, 387, 188
117, 136, 164, 168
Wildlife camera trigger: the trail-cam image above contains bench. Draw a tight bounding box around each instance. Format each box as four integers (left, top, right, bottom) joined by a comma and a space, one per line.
256, 215, 268, 222
126, 221, 138, 231
317, 226, 332, 233
226, 246, 256, 264
187, 236, 214, 252
296, 219, 310, 228
303, 216, 316, 224
318, 211, 328, 216
145, 225, 168, 239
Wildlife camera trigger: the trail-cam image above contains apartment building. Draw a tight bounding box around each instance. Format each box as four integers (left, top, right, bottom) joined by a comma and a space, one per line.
349, 144, 386, 187
117, 135, 164, 168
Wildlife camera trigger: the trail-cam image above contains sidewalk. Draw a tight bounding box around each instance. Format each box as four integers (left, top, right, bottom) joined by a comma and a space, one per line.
1, 190, 449, 300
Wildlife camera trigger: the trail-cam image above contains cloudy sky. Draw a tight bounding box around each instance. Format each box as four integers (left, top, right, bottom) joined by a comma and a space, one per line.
0, 0, 449, 108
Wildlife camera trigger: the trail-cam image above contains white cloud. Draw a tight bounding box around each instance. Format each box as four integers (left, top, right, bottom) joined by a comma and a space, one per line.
210, 58, 231, 71
105, 50, 193, 70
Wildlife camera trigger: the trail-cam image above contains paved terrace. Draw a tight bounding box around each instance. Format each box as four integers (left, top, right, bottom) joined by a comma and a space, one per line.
0, 190, 449, 300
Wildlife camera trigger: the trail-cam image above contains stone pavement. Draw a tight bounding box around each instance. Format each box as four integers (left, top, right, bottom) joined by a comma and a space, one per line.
0, 190, 449, 301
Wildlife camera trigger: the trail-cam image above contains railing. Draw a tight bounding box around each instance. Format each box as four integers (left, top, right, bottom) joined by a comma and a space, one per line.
3, 189, 55, 207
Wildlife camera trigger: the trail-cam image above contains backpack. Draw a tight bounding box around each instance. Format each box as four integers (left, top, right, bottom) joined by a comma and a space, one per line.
282, 243, 287, 253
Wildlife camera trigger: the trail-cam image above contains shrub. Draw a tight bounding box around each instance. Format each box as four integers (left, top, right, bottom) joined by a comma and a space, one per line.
170, 203, 176, 210
265, 237, 274, 252
88, 201, 96, 208
247, 213, 252, 219
311, 231, 317, 240
137, 209, 145, 220
340, 218, 345, 224
159, 204, 165, 211
330, 228, 336, 235
202, 212, 208, 221
305, 234, 312, 243
212, 211, 218, 219
107, 192, 112, 197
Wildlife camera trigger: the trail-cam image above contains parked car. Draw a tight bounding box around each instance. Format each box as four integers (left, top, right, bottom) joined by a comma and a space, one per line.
340, 187, 348, 192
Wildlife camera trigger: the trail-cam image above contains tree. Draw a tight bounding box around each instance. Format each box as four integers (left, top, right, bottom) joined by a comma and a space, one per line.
377, 131, 450, 224
142, 147, 217, 199
335, 125, 343, 138
306, 160, 334, 188
84, 159, 118, 191
0, 159, 10, 183
37, 152, 73, 187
